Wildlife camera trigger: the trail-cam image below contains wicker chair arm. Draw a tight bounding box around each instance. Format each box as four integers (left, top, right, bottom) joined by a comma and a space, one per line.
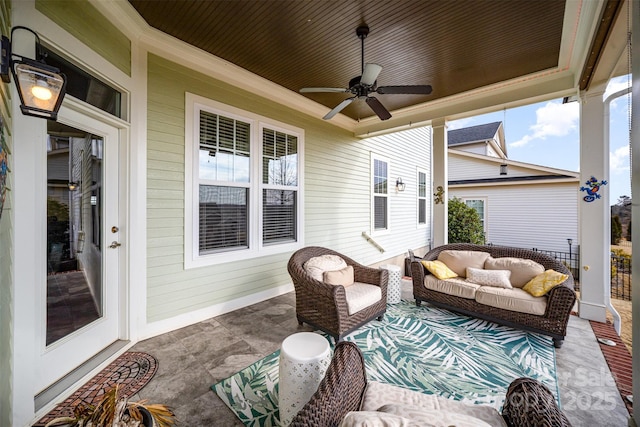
410, 260, 428, 291
352, 264, 388, 288
543, 283, 576, 319
502, 377, 572, 427
291, 341, 367, 427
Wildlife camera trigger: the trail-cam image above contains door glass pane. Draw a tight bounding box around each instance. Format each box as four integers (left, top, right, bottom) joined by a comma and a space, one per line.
46, 121, 103, 345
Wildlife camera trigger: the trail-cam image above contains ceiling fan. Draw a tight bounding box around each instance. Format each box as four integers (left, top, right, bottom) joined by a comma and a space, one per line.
300, 24, 432, 121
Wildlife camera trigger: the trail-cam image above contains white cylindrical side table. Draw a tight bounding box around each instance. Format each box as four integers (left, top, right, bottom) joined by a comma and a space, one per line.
278, 332, 332, 426
380, 264, 402, 304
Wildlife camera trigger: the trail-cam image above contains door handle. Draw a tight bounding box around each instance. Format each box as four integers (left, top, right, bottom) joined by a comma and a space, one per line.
109, 241, 122, 249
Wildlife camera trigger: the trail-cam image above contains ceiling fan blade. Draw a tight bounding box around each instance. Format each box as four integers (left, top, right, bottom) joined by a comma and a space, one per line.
300, 87, 349, 93
323, 97, 355, 120
377, 85, 433, 95
360, 63, 383, 86
366, 96, 392, 121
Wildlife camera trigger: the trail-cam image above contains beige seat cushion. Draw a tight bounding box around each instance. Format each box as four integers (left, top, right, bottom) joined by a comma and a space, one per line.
437, 250, 490, 278
303, 254, 348, 281
475, 286, 547, 316
360, 381, 507, 427
484, 257, 545, 288
339, 407, 492, 427
424, 275, 480, 300
338, 411, 411, 427
345, 282, 382, 315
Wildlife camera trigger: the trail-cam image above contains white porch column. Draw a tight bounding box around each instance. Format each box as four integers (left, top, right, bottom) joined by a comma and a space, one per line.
578, 85, 608, 323
432, 118, 448, 247
631, 1, 640, 423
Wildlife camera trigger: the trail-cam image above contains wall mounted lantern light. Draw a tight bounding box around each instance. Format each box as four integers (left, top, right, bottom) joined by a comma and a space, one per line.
395, 177, 406, 192
500, 164, 508, 175
1, 26, 67, 120
67, 181, 79, 191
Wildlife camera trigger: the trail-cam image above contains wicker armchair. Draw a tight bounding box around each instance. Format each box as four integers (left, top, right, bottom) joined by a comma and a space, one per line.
292, 342, 572, 427
287, 246, 388, 342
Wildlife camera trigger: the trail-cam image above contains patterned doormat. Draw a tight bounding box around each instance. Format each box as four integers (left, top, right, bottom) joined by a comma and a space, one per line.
34, 352, 157, 426
212, 300, 558, 426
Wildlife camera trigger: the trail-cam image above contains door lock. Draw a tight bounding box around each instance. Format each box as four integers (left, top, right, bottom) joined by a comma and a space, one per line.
111, 226, 119, 233
109, 241, 122, 249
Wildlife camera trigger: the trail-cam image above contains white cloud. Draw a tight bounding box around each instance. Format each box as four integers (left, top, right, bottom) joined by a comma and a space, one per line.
610, 146, 630, 173
510, 101, 579, 148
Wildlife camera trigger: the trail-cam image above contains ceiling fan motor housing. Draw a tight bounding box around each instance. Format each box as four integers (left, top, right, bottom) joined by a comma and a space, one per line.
356, 24, 370, 39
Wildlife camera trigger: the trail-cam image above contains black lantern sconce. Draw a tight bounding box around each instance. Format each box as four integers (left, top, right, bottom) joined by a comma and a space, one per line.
500, 164, 508, 175
395, 177, 406, 192
1, 26, 67, 120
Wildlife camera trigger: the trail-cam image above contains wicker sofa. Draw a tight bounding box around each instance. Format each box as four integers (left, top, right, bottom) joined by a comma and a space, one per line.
292, 341, 572, 427
411, 244, 576, 348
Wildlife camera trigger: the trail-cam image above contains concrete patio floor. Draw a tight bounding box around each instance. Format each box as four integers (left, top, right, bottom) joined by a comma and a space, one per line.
129, 281, 630, 426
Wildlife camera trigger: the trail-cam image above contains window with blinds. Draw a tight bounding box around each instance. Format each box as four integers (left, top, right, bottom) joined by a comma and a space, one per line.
262, 128, 298, 244
189, 97, 303, 265
417, 170, 427, 225
198, 111, 251, 254
372, 156, 389, 231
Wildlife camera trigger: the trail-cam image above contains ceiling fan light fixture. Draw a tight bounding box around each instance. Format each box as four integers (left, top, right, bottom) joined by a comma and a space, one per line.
360, 63, 382, 86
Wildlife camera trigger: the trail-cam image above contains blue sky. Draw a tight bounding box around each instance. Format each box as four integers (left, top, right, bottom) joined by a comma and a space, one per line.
448, 75, 632, 206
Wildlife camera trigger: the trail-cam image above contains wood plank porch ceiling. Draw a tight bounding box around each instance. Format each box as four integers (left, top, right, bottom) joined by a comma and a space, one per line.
128, 0, 566, 121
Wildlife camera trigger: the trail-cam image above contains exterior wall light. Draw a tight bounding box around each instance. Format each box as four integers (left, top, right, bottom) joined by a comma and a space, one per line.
1, 26, 67, 120
500, 164, 508, 175
67, 181, 79, 191
395, 177, 406, 192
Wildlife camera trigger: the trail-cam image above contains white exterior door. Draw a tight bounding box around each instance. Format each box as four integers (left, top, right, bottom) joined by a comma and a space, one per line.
35, 106, 122, 393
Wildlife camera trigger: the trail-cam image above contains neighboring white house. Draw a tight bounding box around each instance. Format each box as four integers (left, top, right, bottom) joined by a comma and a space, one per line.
448, 121, 580, 253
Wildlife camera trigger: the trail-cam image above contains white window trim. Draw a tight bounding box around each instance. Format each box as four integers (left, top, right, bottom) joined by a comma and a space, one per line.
416, 168, 428, 228
185, 93, 304, 268
371, 153, 390, 235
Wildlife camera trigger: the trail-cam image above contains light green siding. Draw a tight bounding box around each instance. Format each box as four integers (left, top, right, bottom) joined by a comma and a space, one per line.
36, 0, 131, 76
146, 54, 431, 322
0, 1, 12, 424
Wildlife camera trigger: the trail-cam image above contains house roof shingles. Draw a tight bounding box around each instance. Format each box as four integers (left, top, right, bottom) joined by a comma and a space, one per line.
448, 121, 502, 146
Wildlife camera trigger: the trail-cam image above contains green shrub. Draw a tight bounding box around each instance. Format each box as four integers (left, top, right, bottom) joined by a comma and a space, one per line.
448, 198, 485, 244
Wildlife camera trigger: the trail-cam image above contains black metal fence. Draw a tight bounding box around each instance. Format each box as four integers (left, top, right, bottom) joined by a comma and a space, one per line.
532, 247, 580, 283
533, 246, 632, 301
611, 254, 632, 301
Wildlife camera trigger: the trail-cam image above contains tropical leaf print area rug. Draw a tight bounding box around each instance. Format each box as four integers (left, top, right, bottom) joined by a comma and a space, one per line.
211, 300, 559, 426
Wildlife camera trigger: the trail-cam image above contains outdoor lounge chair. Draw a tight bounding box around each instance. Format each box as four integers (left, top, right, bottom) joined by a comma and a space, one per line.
287, 246, 388, 342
